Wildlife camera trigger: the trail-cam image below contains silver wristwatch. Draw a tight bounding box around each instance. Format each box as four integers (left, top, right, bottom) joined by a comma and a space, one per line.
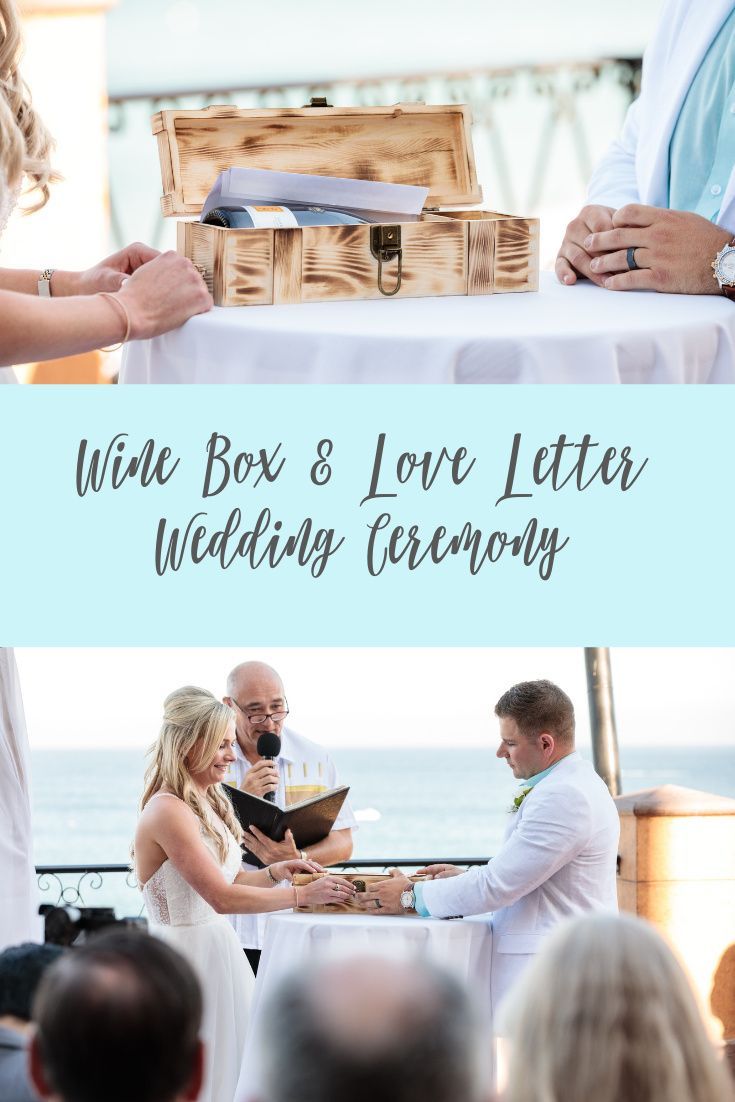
38, 268, 55, 297
712, 239, 735, 301
400, 886, 416, 911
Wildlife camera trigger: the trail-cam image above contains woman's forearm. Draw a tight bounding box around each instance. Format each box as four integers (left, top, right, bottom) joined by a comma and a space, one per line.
0, 268, 79, 296
217, 881, 296, 915
0, 290, 124, 366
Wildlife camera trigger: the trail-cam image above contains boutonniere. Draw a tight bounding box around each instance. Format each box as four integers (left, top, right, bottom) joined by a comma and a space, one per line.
509, 786, 532, 813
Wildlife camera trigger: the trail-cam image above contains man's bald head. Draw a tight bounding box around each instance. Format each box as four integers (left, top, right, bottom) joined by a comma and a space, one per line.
259, 956, 489, 1102
225, 662, 288, 760
226, 661, 284, 700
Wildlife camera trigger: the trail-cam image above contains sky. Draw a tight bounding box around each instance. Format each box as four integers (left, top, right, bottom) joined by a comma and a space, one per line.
14, 648, 735, 750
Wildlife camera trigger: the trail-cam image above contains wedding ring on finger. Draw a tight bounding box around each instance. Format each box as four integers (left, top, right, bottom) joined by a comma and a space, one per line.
626, 247, 640, 271
374, 899, 383, 909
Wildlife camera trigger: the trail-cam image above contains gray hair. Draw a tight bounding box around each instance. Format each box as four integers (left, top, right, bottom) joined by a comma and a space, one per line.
259, 955, 490, 1102
500, 912, 732, 1102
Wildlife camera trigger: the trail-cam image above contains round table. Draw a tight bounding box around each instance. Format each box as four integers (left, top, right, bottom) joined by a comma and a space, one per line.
234, 910, 493, 1102
119, 271, 735, 384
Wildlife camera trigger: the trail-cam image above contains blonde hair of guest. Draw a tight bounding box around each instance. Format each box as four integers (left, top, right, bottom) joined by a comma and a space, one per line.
500, 912, 733, 1102
140, 686, 243, 864
0, 0, 56, 209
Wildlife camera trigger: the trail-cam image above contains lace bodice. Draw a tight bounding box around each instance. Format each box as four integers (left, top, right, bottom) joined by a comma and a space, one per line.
141, 794, 242, 927
0, 175, 19, 241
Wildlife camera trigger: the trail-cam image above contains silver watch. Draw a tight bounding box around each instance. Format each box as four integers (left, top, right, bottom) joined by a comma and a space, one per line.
400, 886, 416, 911
712, 239, 735, 299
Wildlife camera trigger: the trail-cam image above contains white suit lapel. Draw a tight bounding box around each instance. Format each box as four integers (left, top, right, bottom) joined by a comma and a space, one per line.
638, 0, 735, 207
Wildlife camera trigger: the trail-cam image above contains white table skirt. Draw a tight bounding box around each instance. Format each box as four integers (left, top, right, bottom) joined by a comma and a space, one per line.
119, 271, 735, 384
234, 911, 493, 1102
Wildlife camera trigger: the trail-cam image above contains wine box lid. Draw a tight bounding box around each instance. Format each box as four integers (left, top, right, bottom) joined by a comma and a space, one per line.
152, 102, 482, 217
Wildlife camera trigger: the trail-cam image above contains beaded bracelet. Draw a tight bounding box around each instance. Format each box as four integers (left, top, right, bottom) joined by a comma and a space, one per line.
266, 865, 279, 885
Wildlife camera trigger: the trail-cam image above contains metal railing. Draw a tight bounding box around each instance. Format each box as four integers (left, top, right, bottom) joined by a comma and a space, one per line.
35, 859, 491, 915
107, 57, 642, 251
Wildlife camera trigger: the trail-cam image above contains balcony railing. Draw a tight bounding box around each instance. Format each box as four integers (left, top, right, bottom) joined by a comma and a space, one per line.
107, 58, 642, 252
36, 859, 492, 919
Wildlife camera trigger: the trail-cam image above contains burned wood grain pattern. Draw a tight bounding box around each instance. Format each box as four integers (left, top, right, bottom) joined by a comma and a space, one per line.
300, 222, 467, 303
273, 229, 303, 305
222, 229, 274, 306
178, 221, 216, 296
154, 104, 482, 215
467, 219, 497, 295
493, 216, 540, 293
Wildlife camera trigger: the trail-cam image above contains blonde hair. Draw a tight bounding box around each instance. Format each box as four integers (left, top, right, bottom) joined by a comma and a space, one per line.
501, 913, 733, 1102
141, 686, 242, 863
0, 0, 56, 210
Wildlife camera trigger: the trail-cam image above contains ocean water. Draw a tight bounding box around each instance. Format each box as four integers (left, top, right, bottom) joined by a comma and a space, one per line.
31, 745, 735, 919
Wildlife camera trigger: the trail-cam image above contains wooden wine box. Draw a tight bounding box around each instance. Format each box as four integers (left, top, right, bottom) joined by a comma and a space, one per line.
152, 102, 539, 307
293, 872, 425, 915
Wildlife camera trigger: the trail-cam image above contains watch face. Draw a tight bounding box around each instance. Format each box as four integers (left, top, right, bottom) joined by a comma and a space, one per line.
400, 888, 414, 909
716, 246, 735, 285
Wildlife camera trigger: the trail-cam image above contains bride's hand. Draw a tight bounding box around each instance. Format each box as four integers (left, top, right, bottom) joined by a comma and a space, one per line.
300, 874, 357, 906
269, 858, 324, 882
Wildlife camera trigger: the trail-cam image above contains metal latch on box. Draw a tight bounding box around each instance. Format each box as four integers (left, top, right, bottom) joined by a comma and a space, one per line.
370, 225, 403, 297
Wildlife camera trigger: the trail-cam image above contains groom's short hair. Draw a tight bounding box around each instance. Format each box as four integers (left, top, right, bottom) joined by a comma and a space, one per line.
32, 929, 202, 1102
258, 956, 489, 1102
495, 680, 575, 744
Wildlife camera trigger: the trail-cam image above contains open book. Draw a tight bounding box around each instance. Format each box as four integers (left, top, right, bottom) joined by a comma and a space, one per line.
223, 783, 349, 869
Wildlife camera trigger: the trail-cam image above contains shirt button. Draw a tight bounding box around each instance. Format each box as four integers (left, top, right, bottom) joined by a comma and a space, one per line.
711, 184, 722, 196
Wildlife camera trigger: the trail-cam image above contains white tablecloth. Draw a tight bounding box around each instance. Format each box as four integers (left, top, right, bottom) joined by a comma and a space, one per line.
120, 271, 735, 384
234, 911, 493, 1102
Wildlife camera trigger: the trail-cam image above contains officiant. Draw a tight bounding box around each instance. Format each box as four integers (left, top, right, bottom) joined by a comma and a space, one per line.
223, 661, 356, 975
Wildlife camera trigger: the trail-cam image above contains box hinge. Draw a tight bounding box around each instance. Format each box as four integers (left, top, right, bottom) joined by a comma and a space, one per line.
304, 96, 334, 108
370, 225, 403, 297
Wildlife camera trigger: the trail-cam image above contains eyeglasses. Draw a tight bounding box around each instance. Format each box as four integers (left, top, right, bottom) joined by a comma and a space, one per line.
229, 698, 289, 725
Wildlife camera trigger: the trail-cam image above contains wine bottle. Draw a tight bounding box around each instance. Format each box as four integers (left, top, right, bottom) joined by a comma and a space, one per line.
202, 204, 370, 229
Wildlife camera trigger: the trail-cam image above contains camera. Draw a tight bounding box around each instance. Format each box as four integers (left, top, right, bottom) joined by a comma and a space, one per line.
40, 905, 147, 946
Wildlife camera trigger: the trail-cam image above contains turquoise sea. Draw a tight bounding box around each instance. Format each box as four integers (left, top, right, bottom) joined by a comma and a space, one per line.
32, 745, 735, 918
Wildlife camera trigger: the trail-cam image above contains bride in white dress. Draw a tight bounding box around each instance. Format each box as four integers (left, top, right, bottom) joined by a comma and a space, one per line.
134, 686, 356, 1102
0, 0, 211, 382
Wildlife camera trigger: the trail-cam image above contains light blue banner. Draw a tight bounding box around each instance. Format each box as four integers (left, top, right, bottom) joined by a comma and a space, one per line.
0, 385, 730, 645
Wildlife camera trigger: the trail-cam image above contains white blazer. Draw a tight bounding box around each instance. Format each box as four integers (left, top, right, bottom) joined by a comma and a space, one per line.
420, 751, 619, 1016
587, 0, 735, 232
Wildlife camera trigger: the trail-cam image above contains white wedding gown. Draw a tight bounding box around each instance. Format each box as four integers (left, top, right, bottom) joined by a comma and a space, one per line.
0, 175, 19, 385
142, 794, 254, 1102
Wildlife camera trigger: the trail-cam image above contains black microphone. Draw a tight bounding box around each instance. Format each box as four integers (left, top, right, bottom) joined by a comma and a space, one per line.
256, 731, 281, 803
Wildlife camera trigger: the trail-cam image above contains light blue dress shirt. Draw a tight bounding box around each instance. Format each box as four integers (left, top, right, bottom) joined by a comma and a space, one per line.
669, 10, 735, 220
414, 758, 564, 917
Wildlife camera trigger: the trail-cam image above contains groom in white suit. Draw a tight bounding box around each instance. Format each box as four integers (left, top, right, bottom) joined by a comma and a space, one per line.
557, 0, 735, 299
361, 681, 619, 1016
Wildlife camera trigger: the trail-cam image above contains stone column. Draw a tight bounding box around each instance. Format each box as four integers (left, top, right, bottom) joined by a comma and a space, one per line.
616, 784, 735, 1056
4, 0, 116, 382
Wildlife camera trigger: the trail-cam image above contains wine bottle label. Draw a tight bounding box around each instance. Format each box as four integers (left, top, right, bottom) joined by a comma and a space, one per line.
244, 204, 299, 228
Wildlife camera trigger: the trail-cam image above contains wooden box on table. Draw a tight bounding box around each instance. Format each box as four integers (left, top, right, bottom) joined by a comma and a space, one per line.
293, 873, 425, 915
152, 102, 539, 307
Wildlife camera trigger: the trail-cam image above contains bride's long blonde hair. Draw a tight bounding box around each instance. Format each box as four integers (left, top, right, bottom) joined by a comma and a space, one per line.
0, 0, 56, 209
141, 686, 243, 863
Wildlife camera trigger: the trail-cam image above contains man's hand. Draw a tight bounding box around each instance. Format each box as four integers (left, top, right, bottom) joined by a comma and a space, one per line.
242, 826, 299, 865
415, 863, 463, 880
584, 205, 732, 295
357, 869, 411, 915
241, 758, 279, 799
67, 243, 161, 295
556, 205, 616, 286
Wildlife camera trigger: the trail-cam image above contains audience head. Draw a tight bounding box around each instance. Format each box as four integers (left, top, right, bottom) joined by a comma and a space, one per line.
500, 912, 733, 1102
258, 955, 491, 1102
0, 0, 55, 206
30, 929, 203, 1102
0, 942, 63, 1027
140, 685, 241, 860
